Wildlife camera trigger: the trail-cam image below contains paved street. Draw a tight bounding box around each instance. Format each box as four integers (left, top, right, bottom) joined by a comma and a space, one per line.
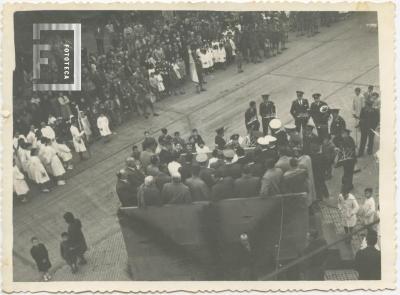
13, 12, 379, 281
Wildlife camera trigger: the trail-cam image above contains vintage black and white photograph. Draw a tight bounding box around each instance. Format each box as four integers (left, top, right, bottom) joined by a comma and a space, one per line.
3, 3, 395, 290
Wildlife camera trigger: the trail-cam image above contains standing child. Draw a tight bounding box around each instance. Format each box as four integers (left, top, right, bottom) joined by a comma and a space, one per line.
30, 237, 52, 281
338, 187, 359, 244
60, 232, 78, 273
361, 188, 376, 226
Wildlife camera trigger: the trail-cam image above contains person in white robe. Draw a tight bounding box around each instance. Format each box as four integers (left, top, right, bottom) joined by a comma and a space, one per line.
97, 113, 112, 142
28, 149, 51, 192
70, 120, 87, 160
13, 159, 29, 202
26, 125, 38, 149
42, 139, 66, 185
79, 111, 93, 143
17, 143, 31, 175
360, 188, 376, 226
338, 189, 359, 243
40, 122, 56, 142
54, 140, 74, 170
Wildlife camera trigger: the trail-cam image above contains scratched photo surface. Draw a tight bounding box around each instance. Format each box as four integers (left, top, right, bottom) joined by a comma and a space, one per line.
2, 3, 395, 292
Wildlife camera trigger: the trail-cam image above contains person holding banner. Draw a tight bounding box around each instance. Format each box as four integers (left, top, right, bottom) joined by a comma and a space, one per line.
70, 118, 87, 161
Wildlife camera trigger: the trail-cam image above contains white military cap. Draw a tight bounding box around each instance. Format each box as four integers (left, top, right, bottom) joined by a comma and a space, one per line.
269, 118, 282, 130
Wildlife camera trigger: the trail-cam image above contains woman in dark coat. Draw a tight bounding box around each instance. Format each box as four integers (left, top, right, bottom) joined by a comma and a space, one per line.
30, 237, 52, 281
63, 212, 88, 265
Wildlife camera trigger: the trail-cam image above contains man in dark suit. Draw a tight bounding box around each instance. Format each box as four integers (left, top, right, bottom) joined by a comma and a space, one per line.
116, 169, 137, 207
233, 164, 261, 198
259, 94, 276, 135
245, 101, 260, 131
211, 170, 234, 201
354, 230, 381, 280
358, 100, 380, 156
215, 127, 227, 150
125, 157, 145, 202
290, 90, 310, 133
309, 93, 329, 139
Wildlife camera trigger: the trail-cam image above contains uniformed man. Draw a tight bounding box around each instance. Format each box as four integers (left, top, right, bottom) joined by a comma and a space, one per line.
285, 123, 302, 151
215, 127, 227, 150
290, 91, 310, 133
309, 93, 329, 139
333, 129, 357, 191
259, 94, 276, 135
358, 100, 380, 156
269, 118, 288, 147
245, 101, 260, 131
329, 108, 346, 139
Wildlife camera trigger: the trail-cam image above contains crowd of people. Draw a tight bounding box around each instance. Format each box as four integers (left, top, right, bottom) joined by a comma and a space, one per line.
114, 85, 380, 280
13, 11, 347, 203
19, 11, 381, 280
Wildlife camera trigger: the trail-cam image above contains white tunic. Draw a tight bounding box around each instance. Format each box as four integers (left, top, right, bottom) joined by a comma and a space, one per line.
28, 156, 50, 184
41, 126, 56, 141
54, 143, 73, 162
70, 125, 87, 152
97, 115, 112, 137
42, 145, 66, 177
338, 193, 360, 227
195, 144, 211, 154
362, 197, 376, 225
26, 131, 38, 148
17, 147, 31, 174
13, 165, 29, 195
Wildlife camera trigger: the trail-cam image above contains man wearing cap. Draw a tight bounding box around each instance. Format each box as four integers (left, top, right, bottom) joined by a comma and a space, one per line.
329, 108, 346, 139
233, 164, 261, 198
290, 91, 310, 133
270, 119, 289, 147
285, 124, 302, 151
245, 101, 260, 131
162, 173, 192, 204
196, 153, 216, 188
259, 94, 276, 135
215, 127, 227, 150
309, 93, 329, 139
358, 100, 380, 156
220, 149, 242, 179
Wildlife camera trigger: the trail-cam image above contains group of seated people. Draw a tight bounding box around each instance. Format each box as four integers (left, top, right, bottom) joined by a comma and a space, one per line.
115, 128, 314, 208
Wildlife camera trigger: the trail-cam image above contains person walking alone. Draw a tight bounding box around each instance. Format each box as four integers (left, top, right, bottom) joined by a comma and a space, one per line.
30, 237, 52, 281
63, 212, 88, 265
